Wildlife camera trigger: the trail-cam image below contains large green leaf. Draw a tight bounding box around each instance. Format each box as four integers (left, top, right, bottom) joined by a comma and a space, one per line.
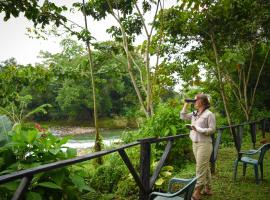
66, 148, 77, 158
58, 136, 69, 145
170, 125, 177, 135
37, 182, 62, 190
155, 178, 165, 186
26, 192, 42, 200
161, 171, 172, 177
162, 166, 174, 171
0, 181, 19, 190
70, 174, 86, 192
24, 130, 38, 143
50, 169, 65, 186
49, 149, 60, 155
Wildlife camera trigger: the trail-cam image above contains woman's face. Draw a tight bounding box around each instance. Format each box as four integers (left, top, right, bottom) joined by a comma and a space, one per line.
194, 96, 203, 109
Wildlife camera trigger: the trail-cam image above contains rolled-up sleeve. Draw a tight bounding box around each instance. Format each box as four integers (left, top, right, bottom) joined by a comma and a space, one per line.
194, 113, 216, 135
180, 110, 192, 120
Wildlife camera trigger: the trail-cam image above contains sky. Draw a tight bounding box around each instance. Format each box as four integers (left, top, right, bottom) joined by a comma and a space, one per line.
0, 1, 113, 65
0, 1, 177, 65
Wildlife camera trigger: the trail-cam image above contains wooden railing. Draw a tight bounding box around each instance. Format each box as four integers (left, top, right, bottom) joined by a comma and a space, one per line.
0, 118, 269, 200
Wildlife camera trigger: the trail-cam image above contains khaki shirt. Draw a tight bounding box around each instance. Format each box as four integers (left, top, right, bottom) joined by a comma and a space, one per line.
180, 109, 216, 143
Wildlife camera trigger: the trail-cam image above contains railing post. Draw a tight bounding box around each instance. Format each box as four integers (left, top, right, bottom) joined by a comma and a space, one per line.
261, 119, 266, 138
150, 140, 173, 188
12, 176, 33, 200
139, 138, 154, 200
250, 123, 256, 149
232, 126, 243, 153
210, 134, 215, 173
210, 129, 222, 174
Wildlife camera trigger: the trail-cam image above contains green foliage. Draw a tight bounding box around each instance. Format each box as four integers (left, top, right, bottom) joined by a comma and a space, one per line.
56, 79, 92, 120
0, 122, 94, 200
140, 103, 186, 138
122, 102, 192, 168
76, 146, 141, 198
122, 103, 185, 143
0, 0, 67, 27
0, 64, 51, 109
0, 94, 52, 124
115, 174, 139, 199
154, 165, 174, 189
0, 38, 141, 122
89, 163, 123, 193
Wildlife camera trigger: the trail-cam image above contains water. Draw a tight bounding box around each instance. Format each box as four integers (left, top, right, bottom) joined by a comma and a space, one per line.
63, 129, 125, 149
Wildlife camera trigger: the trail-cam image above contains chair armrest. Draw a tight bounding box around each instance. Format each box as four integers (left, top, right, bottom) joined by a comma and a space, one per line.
149, 191, 175, 200
170, 178, 193, 184
168, 178, 193, 193
240, 149, 260, 155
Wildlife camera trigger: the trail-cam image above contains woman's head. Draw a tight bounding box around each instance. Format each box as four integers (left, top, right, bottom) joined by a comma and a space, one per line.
194, 94, 210, 110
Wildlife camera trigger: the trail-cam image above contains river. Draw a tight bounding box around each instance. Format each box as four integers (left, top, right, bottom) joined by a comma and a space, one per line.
64, 129, 124, 149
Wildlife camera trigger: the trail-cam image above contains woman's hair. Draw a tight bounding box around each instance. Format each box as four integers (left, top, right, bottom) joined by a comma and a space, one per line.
196, 93, 210, 109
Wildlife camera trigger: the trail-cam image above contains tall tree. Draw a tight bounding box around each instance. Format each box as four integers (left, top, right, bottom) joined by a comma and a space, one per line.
81, 0, 102, 157
157, 0, 270, 124
74, 0, 168, 118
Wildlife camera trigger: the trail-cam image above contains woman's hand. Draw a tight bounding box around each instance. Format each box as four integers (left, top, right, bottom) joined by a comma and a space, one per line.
191, 125, 197, 131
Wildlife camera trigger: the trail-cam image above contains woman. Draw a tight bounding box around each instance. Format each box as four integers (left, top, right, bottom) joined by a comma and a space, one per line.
180, 94, 216, 200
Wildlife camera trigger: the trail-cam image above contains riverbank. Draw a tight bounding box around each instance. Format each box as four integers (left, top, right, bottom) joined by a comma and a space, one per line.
38, 117, 139, 130
49, 126, 96, 136
24, 116, 139, 137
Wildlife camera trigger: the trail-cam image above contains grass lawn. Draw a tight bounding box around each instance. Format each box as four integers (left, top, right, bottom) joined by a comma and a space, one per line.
174, 143, 270, 200
210, 145, 270, 200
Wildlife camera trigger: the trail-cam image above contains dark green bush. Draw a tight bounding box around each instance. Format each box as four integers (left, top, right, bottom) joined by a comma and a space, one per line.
122, 103, 193, 168
115, 175, 139, 199
0, 123, 92, 200
90, 164, 123, 193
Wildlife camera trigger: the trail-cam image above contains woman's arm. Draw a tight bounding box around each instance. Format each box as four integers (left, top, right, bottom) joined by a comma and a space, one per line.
180, 103, 192, 120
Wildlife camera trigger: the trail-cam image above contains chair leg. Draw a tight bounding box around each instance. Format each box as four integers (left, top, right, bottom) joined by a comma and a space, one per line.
243, 163, 247, 176
233, 160, 238, 181
254, 165, 259, 184
260, 163, 263, 180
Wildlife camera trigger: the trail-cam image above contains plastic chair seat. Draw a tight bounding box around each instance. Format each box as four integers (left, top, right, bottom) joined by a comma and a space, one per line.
241, 156, 258, 165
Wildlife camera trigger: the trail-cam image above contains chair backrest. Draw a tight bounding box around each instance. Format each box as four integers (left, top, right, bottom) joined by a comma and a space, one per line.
175, 177, 197, 200
258, 143, 270, 164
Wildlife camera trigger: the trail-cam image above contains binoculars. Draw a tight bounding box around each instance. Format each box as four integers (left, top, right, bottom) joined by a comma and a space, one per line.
185, 98, 197, 103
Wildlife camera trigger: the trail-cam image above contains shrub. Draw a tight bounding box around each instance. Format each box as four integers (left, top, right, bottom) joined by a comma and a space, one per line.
115, 174, 139, 199
0, 123, 91, 200
137, 103, 193, 167
90, 163, 123, 193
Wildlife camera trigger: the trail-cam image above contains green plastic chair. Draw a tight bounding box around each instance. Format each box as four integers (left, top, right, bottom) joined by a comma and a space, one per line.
233, 143, 270, 184
149, 177, 197, 200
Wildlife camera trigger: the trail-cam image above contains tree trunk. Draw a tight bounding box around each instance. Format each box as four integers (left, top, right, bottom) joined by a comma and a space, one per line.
82, 0, 102, 164
105, 0, 163, 118
210, 33, 233, 132
106, 0, 150, 118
